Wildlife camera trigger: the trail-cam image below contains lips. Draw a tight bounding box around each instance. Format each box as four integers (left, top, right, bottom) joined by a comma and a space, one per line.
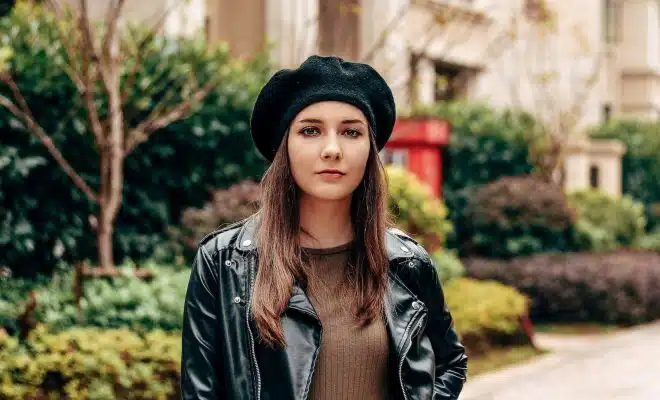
317, 169, 345, 176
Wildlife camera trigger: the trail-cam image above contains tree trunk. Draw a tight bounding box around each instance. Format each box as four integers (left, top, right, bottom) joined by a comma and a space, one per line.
97, 203, 115, 271
95, 28, 125, 271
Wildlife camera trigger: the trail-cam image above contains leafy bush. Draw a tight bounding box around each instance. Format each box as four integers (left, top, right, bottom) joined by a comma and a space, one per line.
0, 4, 270, 277
386, 165, 453, 251
567, 189, 647, 251
590, 119, 660, 231
444, 277, 530, 355
170, 180, 261, 260
404, 102, 537, 250
2, 263, 190, 334
431, 249, 465, 283
463, 250, 660, 325
0, 325, 181, 399
636, 229, 660, 251
0, 273, 50, 335
463, 175, 577, 258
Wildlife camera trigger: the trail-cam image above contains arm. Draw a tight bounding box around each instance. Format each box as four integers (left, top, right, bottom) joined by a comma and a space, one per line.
419, 256, 468, 400
181, 244, 223, 399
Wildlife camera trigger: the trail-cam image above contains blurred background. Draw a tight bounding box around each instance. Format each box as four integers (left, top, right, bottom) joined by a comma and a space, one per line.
1, 0, 659, 399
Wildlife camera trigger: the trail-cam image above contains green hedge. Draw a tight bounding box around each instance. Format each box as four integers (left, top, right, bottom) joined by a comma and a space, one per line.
567, 189, 647, 251
386, 165, 453, 251
445, 277, 530, 355
0, 4, 269, 277
0, 325, 181, 399
1, 263, 189, 335
590, 119, 660, 231
464, 250, 660, 325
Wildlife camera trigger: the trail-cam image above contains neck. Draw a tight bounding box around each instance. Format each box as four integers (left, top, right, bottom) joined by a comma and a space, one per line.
298, 195, 354, 249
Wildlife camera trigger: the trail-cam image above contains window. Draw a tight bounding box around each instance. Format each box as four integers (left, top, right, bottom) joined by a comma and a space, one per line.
603, 103, 612, 121
602, 0, 621, 44
380, 149, 409, 167
589, 165, 600, 188
434, 60, 472, 102
318, 0, 360, 60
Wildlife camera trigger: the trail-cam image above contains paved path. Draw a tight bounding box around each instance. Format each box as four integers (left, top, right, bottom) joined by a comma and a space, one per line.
459, 321, 660, 400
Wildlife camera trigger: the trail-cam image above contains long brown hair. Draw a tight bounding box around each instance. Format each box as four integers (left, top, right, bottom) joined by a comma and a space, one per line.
251, 130, 391, 347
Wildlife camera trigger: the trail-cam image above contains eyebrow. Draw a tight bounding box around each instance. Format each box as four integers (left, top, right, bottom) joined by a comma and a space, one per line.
296, 118, 366, 125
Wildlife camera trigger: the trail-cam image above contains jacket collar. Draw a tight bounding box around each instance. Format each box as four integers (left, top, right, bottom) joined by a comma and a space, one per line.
234, 214, 415, 262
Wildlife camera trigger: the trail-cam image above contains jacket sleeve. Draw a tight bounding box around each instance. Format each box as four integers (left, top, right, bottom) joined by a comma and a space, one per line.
181, 244, 224, 399
419, 256, 468, 400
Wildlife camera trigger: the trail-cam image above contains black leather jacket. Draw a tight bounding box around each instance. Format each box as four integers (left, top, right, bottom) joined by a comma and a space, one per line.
181, 217, 468, 399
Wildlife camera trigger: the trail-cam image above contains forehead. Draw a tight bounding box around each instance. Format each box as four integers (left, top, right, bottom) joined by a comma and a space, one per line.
293, 101, 367, 122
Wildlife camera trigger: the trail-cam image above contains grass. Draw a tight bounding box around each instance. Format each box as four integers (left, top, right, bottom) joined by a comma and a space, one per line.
468, 345, 546, 377
533, 323, 623, 335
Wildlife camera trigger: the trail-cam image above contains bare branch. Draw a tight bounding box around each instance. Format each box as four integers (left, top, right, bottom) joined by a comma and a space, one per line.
120, 0, 186, 103
125, 79, 216, 154
78, 0, 112, 92
44, 1, 86, 92
103, 0, 127, 57
0, 73, 99, 202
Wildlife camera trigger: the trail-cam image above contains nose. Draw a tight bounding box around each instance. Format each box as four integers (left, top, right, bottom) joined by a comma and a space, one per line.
320, 132, 341, 160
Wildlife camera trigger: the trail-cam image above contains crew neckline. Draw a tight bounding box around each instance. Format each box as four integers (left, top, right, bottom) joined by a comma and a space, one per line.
302, 241, 354, 256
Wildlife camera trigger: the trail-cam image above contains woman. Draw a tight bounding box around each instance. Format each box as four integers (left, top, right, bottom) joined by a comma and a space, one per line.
181, 55, 467, 400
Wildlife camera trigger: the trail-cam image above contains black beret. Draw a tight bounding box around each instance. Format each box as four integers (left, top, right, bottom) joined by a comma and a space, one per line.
250, 55, 396, 162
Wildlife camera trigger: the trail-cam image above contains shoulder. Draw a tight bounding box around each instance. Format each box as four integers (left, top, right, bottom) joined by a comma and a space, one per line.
385, 226, 433, 264
197, 216, 253, 256
385, 227, 444, 303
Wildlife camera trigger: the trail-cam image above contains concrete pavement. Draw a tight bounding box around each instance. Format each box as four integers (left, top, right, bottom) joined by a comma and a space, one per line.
459, 321, 660, 400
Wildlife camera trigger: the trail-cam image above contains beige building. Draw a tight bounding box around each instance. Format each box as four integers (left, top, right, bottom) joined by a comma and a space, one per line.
61, 0, 652, 195
203, 0, 659, 123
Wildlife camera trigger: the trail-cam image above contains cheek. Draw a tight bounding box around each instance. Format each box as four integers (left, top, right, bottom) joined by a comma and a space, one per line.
287, 136, 313, 184
350, 140, 371, 172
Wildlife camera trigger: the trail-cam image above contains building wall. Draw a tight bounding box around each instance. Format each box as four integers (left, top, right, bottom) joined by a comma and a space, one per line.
59, 0, 205, 37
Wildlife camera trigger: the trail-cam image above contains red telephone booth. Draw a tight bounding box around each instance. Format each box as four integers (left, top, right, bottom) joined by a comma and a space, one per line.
382, 118, 451, 197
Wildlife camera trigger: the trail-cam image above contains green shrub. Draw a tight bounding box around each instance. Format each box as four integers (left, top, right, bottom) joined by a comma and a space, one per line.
567, 189, 647, 251
464, 175, 577, 258
590, 119, 660, 231
2, 262, 190, 334
386, 165, 453, 251
464, 250, 660, 325
430, 249, 465, 283
0, 4, 270, 277
404, 102, 537, 250
444, 277, 530, 355
636, 229, 660, 251
0, 273, 50, 335
0, 325, 181, 399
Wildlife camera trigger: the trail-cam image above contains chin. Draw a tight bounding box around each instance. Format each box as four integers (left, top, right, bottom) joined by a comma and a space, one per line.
303, 185, 355, 202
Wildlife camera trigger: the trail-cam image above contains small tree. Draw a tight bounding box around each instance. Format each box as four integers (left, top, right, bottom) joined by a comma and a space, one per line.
498, 0, 605, 182
0, 1, 227, 272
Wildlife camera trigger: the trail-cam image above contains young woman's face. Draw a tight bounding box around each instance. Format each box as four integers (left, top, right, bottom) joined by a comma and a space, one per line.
287, 101, 371, 202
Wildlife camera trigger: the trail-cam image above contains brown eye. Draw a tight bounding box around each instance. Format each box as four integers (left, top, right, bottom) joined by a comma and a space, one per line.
300, 127, 320, 136
344, 128, 361, 137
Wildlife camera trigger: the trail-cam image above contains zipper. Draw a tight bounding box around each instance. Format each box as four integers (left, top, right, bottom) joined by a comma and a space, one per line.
245, 259, 262, 400
398, 310, 425, 400
289, 304, 323, 400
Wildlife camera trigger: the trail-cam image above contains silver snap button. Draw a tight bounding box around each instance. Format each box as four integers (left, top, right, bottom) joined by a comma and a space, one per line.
242, 240, 252, 247
401, 246, 409, 252
224, 260, 233, 267
408, 261, 415, 267
233, 296, 241, 304
412, 301, 421, 310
